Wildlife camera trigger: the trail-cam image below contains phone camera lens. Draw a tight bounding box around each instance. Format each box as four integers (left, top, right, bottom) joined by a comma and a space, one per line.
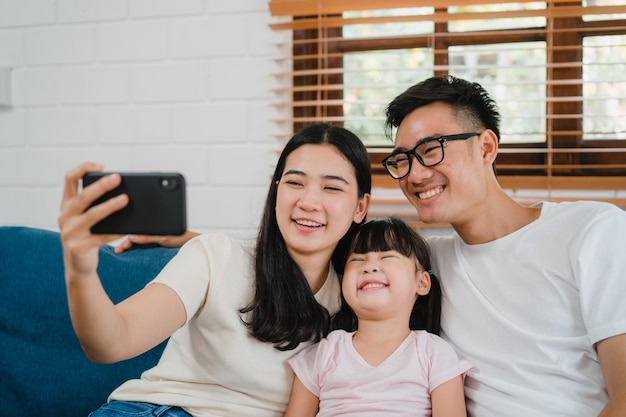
161, 177, 178, 190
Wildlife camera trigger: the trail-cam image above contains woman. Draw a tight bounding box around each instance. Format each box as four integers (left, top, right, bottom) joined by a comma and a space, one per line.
58, 123, 371, 417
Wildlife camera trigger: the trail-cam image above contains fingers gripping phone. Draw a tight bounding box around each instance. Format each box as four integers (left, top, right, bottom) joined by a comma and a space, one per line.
82, 172, 187, 236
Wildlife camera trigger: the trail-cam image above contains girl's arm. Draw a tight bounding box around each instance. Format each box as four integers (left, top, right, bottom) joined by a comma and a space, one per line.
60, 163, 186, 364
284, 376, 319, 417
431, 375, 468, 417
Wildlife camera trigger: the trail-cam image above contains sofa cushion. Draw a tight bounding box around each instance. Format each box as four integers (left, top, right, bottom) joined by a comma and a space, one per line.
0, 227, 178, 417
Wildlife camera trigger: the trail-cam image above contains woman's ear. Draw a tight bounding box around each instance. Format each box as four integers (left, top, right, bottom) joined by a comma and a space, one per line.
353, 193, 371, 224
416, 269, 431, 296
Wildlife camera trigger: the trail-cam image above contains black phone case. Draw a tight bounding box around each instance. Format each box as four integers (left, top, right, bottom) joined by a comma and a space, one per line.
82, 172, 187, 236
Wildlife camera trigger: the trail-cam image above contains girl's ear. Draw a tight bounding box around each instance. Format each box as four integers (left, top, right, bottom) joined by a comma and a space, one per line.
353, 193, 371, 224
416, 269, 431, 296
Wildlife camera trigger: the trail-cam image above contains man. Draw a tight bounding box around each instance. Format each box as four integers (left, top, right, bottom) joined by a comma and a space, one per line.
382, 74, 626, 417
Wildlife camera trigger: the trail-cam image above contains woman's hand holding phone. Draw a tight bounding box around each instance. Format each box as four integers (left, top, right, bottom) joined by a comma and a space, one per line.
59, 164, 189, 363
60, 163, 189, 260
58, 163, 130, 278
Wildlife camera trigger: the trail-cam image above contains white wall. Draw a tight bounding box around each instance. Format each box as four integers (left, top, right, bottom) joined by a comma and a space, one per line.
0, 0, 291, 238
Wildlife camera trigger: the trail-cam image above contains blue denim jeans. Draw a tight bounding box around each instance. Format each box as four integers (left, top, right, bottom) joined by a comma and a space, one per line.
89, 401, 193, 417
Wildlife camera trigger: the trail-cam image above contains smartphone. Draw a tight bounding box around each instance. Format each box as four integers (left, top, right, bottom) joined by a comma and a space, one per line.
82, 172, 187, 236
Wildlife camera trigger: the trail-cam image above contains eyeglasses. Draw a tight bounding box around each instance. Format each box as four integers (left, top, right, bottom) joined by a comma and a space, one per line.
381, 132, 480, 179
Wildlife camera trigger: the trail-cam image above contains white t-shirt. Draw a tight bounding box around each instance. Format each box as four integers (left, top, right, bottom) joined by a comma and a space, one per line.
288, 329, 472, 416
109, 233, 342, 417
428, 201, 626, 417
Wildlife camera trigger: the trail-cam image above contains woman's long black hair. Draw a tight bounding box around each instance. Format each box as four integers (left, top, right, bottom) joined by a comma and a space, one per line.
331, 217, 442, 335
240, 123, 371, 350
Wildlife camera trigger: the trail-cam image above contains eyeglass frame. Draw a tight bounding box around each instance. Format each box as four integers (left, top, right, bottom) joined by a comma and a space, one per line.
381, 132, 481, 179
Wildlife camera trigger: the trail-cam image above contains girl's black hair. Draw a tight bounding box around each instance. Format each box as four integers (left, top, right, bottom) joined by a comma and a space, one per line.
240, 123, 371, 350
331, 216, 442, 335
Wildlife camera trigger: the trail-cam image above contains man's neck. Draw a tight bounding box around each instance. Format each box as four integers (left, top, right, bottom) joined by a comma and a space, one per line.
453, 192, 542, 245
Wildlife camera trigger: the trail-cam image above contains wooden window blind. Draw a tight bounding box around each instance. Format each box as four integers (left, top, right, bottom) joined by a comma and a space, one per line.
268, 0, 626, 210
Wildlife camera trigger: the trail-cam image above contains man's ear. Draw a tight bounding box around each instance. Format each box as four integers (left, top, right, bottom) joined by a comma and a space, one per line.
416, 269, 431, 296
479, 129, 499, 165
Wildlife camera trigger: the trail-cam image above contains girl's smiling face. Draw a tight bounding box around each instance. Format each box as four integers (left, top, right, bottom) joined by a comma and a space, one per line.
342, 250, 430, 322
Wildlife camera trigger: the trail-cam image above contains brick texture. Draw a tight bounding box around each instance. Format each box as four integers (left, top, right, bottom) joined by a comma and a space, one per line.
0, 1, 289, 236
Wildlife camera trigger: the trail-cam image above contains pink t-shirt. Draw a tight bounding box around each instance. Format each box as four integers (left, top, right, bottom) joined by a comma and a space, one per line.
288, 329, 472, 416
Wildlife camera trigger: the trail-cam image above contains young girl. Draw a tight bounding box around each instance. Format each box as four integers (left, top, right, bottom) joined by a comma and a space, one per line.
57, 123, 371, 417
284, 217, 472, 417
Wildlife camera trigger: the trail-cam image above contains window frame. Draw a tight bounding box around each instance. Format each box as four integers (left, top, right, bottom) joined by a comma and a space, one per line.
289, 4, 626, 182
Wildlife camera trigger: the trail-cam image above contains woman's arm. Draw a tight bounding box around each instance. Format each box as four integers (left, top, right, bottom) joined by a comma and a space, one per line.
284, 376, 319, 417
59, 163, 186, 363
431, 375, 467, 417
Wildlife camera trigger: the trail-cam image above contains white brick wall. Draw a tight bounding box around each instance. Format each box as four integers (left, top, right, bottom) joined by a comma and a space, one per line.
0, 0, 291, 238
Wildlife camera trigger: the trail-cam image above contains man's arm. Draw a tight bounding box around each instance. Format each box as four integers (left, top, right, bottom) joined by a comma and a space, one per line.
114, 230, 200, 253
597, 333, 626, 417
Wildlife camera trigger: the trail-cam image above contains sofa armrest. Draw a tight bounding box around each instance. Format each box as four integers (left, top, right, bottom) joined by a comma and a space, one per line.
0, 227, 179, 417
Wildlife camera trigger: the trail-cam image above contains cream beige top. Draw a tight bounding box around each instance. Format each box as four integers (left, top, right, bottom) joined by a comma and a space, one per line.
109, 233, 341, 417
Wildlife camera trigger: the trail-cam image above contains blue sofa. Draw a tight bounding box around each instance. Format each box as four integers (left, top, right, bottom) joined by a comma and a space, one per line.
0, 226, 179, 417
